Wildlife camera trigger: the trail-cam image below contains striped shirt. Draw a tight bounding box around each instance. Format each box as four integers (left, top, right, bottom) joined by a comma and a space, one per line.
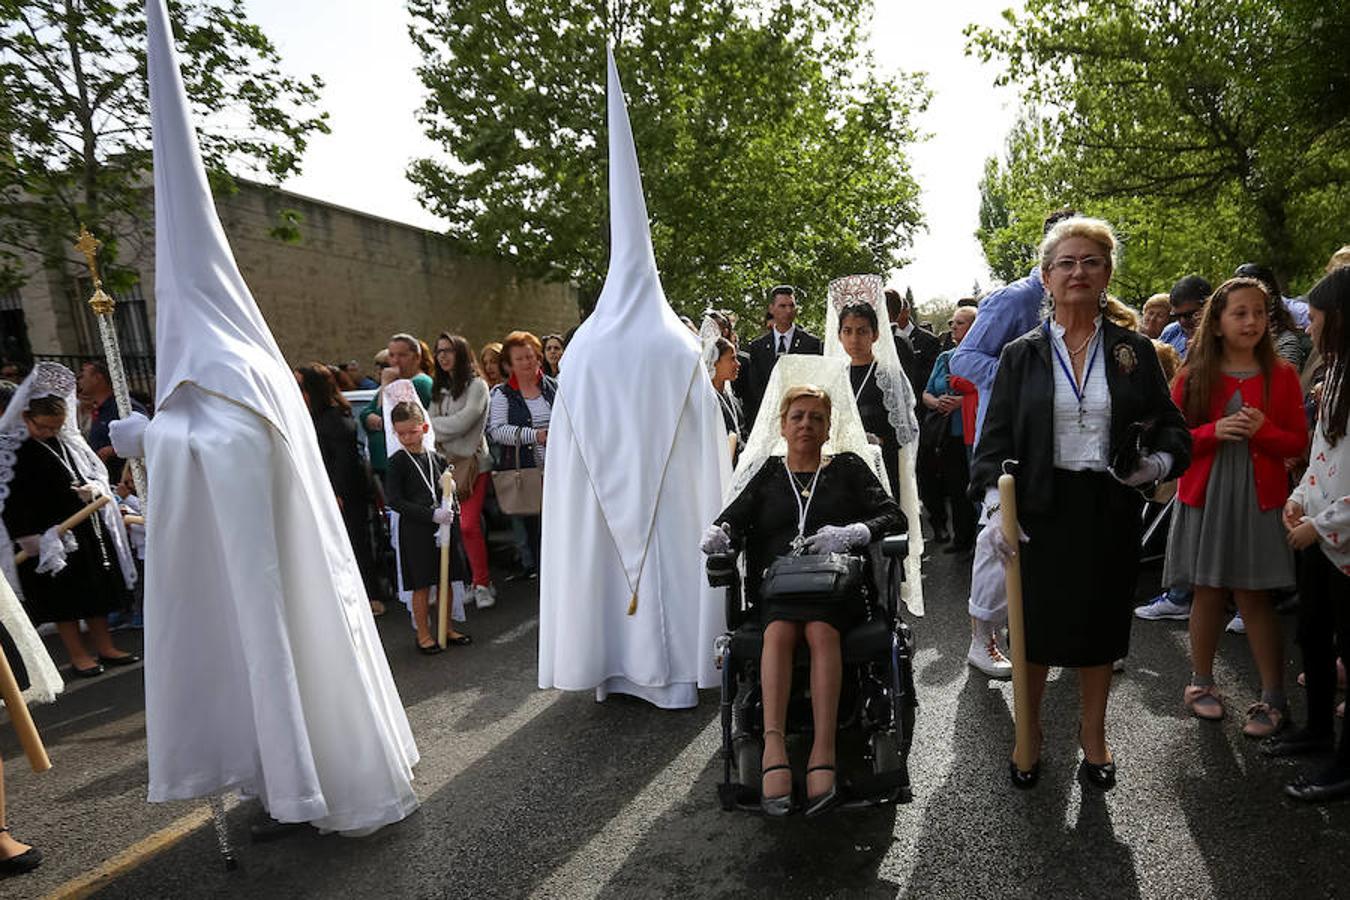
488, 389, 552, 468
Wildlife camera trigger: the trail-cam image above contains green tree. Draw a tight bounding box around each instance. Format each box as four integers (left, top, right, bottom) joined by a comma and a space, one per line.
407, 0, 927, 331
0, 0, 329, 291
968, 0, 1350, 296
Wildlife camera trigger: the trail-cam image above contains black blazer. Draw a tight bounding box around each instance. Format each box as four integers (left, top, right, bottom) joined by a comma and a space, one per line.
743, 327, 823, 424
895, 324, 940, 401
969, 318, 1191, 516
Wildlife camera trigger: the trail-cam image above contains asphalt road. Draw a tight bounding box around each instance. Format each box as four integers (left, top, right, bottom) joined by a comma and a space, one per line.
5, 548, 1348, 900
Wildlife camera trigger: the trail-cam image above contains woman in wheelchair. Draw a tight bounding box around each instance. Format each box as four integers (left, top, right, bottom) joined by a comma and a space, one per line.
701, 384, 901, 816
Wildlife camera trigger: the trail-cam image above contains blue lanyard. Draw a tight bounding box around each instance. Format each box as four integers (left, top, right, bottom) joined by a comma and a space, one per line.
1045, 319, 1101, 427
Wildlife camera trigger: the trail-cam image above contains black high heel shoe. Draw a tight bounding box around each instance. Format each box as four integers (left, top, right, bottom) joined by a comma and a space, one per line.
1009, 728, 1044, 790
1077, 756, 1117, 790
1009, 758, 1041, 789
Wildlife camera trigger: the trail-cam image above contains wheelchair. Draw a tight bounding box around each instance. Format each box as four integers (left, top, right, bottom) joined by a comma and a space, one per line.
706, 534, 918, 813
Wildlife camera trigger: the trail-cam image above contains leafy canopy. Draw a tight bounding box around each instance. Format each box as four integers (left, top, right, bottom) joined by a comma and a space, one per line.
407, 0, 927, 332
0, 0, 329, 291
968, 0, 1350, 299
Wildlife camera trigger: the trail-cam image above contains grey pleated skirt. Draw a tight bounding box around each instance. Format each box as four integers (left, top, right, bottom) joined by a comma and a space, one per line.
1163, 389, 1295, 591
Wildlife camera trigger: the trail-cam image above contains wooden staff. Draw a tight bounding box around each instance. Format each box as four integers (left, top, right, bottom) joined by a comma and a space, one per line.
13, 495, 111, 566
0, 641, 51, 773
999, 472, 1035, 774
436, 467, 456, 649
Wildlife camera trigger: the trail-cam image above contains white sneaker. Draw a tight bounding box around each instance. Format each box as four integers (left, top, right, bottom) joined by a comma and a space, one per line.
1226, 612, 1246, 634
474, 585, 497, 609
1134, 592, 1191, 621
967, 634, 1013, 679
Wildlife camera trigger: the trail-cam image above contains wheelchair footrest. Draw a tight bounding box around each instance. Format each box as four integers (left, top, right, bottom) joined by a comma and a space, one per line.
844, 768, 911, 803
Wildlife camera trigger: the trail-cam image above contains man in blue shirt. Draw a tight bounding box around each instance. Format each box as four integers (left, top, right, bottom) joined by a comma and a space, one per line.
1157, 274, 1211, 361
948, 206, 1076, 677
1136, 274, 1212, 624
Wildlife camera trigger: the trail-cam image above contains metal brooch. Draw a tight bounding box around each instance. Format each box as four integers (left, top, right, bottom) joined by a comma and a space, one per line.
1114, 343, 1137, 374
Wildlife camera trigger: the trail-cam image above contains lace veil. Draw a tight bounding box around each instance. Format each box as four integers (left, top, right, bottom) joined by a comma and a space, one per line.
726, 354, 889, 504
0, 362, 136, 702
824, 274, 919, 446
823, 275, 925, 615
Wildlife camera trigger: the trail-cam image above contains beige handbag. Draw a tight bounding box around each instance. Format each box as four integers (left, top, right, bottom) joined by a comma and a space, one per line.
492, 450, 543, 515
447, 455, 479, 501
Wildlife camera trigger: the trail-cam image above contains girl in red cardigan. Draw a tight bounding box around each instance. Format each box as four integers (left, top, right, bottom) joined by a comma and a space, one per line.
1163, 277, 1307, 737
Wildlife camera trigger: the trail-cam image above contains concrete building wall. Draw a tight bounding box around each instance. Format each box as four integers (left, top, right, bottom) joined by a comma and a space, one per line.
16, 181, 578, 370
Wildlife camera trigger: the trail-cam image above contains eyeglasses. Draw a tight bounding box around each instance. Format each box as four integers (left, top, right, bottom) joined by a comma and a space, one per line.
1050, 255, 1108, 274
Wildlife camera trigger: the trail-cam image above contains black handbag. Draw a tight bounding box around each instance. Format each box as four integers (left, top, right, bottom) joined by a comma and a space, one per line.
761, 552, 864, 606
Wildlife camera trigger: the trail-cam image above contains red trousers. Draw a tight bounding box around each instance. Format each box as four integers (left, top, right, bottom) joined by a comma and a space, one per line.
459, 472, 491, 587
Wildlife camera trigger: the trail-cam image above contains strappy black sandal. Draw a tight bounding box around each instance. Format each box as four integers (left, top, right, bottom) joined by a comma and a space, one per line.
804, 764, 839, 817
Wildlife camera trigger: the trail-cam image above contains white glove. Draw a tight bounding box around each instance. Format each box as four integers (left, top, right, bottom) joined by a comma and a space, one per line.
74, 481, 107, 504
108, 411, 150, 459
804, 522, 871, 554
15, 534, 40, 557
700, 523, 732, 555
35, 527, 78, 575
432, 508, 454, 526
1116, 451, 1172, 488
976, 512, 1028, 568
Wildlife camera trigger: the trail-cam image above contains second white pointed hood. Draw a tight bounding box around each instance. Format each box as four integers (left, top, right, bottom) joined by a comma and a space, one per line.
550, 49, 709, 598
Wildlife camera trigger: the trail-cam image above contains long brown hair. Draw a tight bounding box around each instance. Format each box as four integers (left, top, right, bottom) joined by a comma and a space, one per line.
1180, 277, 1276, 423
432, 332, 478, 401
296, 362, 350, 416
1310, 267, 1350, 445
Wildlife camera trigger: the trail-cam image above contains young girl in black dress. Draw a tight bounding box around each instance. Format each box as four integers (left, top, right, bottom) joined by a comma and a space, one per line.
384, 401, 471, 653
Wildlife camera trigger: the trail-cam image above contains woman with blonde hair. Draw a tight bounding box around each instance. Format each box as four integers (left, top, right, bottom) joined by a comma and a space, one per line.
973, 216, 1191, 790
1141, 294, 1172, 340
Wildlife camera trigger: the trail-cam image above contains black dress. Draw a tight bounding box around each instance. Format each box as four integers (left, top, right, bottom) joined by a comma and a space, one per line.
2, 438, 128, 624
313, 406, 378, 598
851, 363, 901, 498
385, 449, 465, 591
715, 452, 901, 632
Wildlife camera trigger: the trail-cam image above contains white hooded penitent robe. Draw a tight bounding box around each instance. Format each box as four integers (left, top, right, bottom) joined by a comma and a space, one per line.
537, 50, 729, 709
139, 0, 417, 833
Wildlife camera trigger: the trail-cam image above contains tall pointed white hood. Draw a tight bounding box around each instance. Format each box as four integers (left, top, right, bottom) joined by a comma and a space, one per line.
551, 49, 707, 602
147, 0, 295, 428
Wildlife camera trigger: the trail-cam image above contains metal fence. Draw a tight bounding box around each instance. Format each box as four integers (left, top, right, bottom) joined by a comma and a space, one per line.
32, 353, 157, 407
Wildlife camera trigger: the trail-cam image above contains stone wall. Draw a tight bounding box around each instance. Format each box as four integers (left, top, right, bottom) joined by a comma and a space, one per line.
16, 181, 578, 369
215, 184, 578, 367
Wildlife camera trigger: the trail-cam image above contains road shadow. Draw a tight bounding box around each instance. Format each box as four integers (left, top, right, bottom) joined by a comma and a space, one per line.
902, 674, 1142, 900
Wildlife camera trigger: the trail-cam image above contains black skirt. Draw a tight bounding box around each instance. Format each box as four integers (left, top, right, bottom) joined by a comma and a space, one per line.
1018, 469, 1143, 667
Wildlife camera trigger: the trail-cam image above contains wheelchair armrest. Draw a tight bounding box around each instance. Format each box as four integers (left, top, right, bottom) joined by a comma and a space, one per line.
706, 552, 740, 588
880, 534, 908, 560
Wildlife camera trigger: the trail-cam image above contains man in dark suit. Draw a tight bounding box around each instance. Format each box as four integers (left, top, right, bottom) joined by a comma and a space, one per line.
741, 285, 822, 425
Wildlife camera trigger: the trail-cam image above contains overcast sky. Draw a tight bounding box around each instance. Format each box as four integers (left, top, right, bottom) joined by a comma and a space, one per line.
242, 1, 1023, 307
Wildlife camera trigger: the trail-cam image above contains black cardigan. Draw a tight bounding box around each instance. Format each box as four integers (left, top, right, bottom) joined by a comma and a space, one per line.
969, 318, 1191, 516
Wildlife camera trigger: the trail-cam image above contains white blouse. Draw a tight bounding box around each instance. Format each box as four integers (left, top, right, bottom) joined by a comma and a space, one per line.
1049, 316, 1111, 472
